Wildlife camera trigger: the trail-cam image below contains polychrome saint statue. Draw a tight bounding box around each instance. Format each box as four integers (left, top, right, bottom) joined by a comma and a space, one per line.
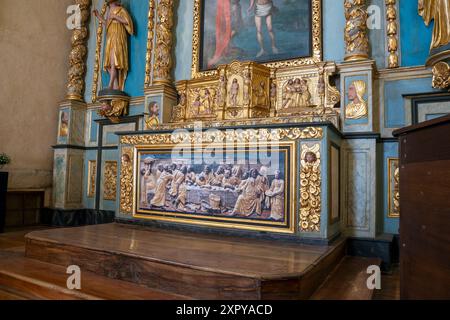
94, 0, 134, 91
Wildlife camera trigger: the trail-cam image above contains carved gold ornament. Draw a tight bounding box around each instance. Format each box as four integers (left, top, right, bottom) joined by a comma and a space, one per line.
345, 80, 368, 120
388, 158, 400, 218
190, 0, 323, 79
67, 0, 92, 101
103, 161, 118, 201
91, 1, 108, 103
145, 0, 156, 87
386, 0, 399, 68
344, 0, 370, 61
153, 0, 175, 83
121, 127, 323, 146
300, 144, 322, 232
120, 147, 134, 214
432, 61, 450, 89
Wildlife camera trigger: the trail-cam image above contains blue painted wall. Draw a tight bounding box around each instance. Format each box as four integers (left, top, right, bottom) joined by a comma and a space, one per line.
384, 77, 437, 128
399, 0, 433, 67
380, 142, 399, 235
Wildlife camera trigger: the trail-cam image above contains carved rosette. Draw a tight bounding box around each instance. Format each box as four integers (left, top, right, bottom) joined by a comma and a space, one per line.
300, 144, 322, 232
153, 0, 175, 83
66, 0, 92, 101
385, 0, 399, 68
344, 0, 370, 61
120, 147, 134, 214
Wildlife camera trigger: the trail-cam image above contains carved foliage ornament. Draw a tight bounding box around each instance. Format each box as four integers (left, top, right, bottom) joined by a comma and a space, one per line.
104, 161, 118, 201
120, 147, 134, 214
300, 144, 321, 232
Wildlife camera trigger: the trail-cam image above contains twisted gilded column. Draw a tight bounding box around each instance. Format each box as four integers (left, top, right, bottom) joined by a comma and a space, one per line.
344, 0, 370, 62
153, 0, 175, 84
66, 0, 92, 101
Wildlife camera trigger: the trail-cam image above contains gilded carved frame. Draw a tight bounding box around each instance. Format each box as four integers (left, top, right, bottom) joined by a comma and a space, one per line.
190, 0, 323, 79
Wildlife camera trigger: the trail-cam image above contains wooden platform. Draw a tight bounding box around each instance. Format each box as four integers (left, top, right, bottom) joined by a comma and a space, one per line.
25, 223, 346, 300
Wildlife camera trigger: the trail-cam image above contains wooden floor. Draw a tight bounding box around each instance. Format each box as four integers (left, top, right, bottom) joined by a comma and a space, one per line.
0, 224, 400, 300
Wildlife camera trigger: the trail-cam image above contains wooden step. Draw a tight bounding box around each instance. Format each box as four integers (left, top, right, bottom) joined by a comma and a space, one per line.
25, 223, 347, 300
0, 251, 189, 300
310, 256, 382, 300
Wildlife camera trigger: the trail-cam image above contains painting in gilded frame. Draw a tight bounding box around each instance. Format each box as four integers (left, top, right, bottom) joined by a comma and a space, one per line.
134, 143, 296, 233
193, 0, 321, 77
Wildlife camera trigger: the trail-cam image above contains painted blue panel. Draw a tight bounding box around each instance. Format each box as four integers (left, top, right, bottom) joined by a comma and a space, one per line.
90, 109, 101, 143
323, 0, 345, 62
174, 0, 194, 81
384, 77, 437, 128
399, 0, 433, 67
382, 142, 399, 235
129, 104, 145, 116
99, 0, 149, 97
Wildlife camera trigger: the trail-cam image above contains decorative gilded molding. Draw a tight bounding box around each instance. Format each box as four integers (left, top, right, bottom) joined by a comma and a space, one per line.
153, 0, 175, 83
144, 0, 156, 87
300, 144, 322, 232
91, 1, 108, 103
103, 161, 118, 201
385, 0, 399, 68
120, 127, 324, 146
388, 158, 400, 218
87, 160, 97, 198
120, 147, 134, 214
344, 0, 370, 62
190, 0, 322, 79
66, 0, 92, 101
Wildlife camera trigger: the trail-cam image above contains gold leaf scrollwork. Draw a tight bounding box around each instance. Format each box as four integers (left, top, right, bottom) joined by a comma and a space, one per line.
120, 147, 134, 214
91, 1, 108, 103
300, 144, 321, 232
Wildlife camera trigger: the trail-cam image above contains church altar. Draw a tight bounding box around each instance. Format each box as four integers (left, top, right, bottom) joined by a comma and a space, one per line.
51, 0, 450, 243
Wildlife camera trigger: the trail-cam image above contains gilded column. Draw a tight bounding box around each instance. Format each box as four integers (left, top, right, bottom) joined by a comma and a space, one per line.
153, 0, 175, 84
344, 0, 370, 62
385, 0, 399, 68
66, 0, 92, 101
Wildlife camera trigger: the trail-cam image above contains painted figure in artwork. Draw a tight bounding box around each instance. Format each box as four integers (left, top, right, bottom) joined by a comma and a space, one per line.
266, 170, 285, 220
345, 80, 368, 120
94, 0, 134, 91
150, 165, 173, 207
230, 78, 240, 107
59, 112, 69, 137
419, 0, 450, 50
232, 168, 263, 217
248, 0, 279, 57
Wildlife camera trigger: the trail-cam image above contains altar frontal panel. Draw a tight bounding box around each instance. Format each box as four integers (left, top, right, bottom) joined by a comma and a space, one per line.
133, 142, 296, 234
